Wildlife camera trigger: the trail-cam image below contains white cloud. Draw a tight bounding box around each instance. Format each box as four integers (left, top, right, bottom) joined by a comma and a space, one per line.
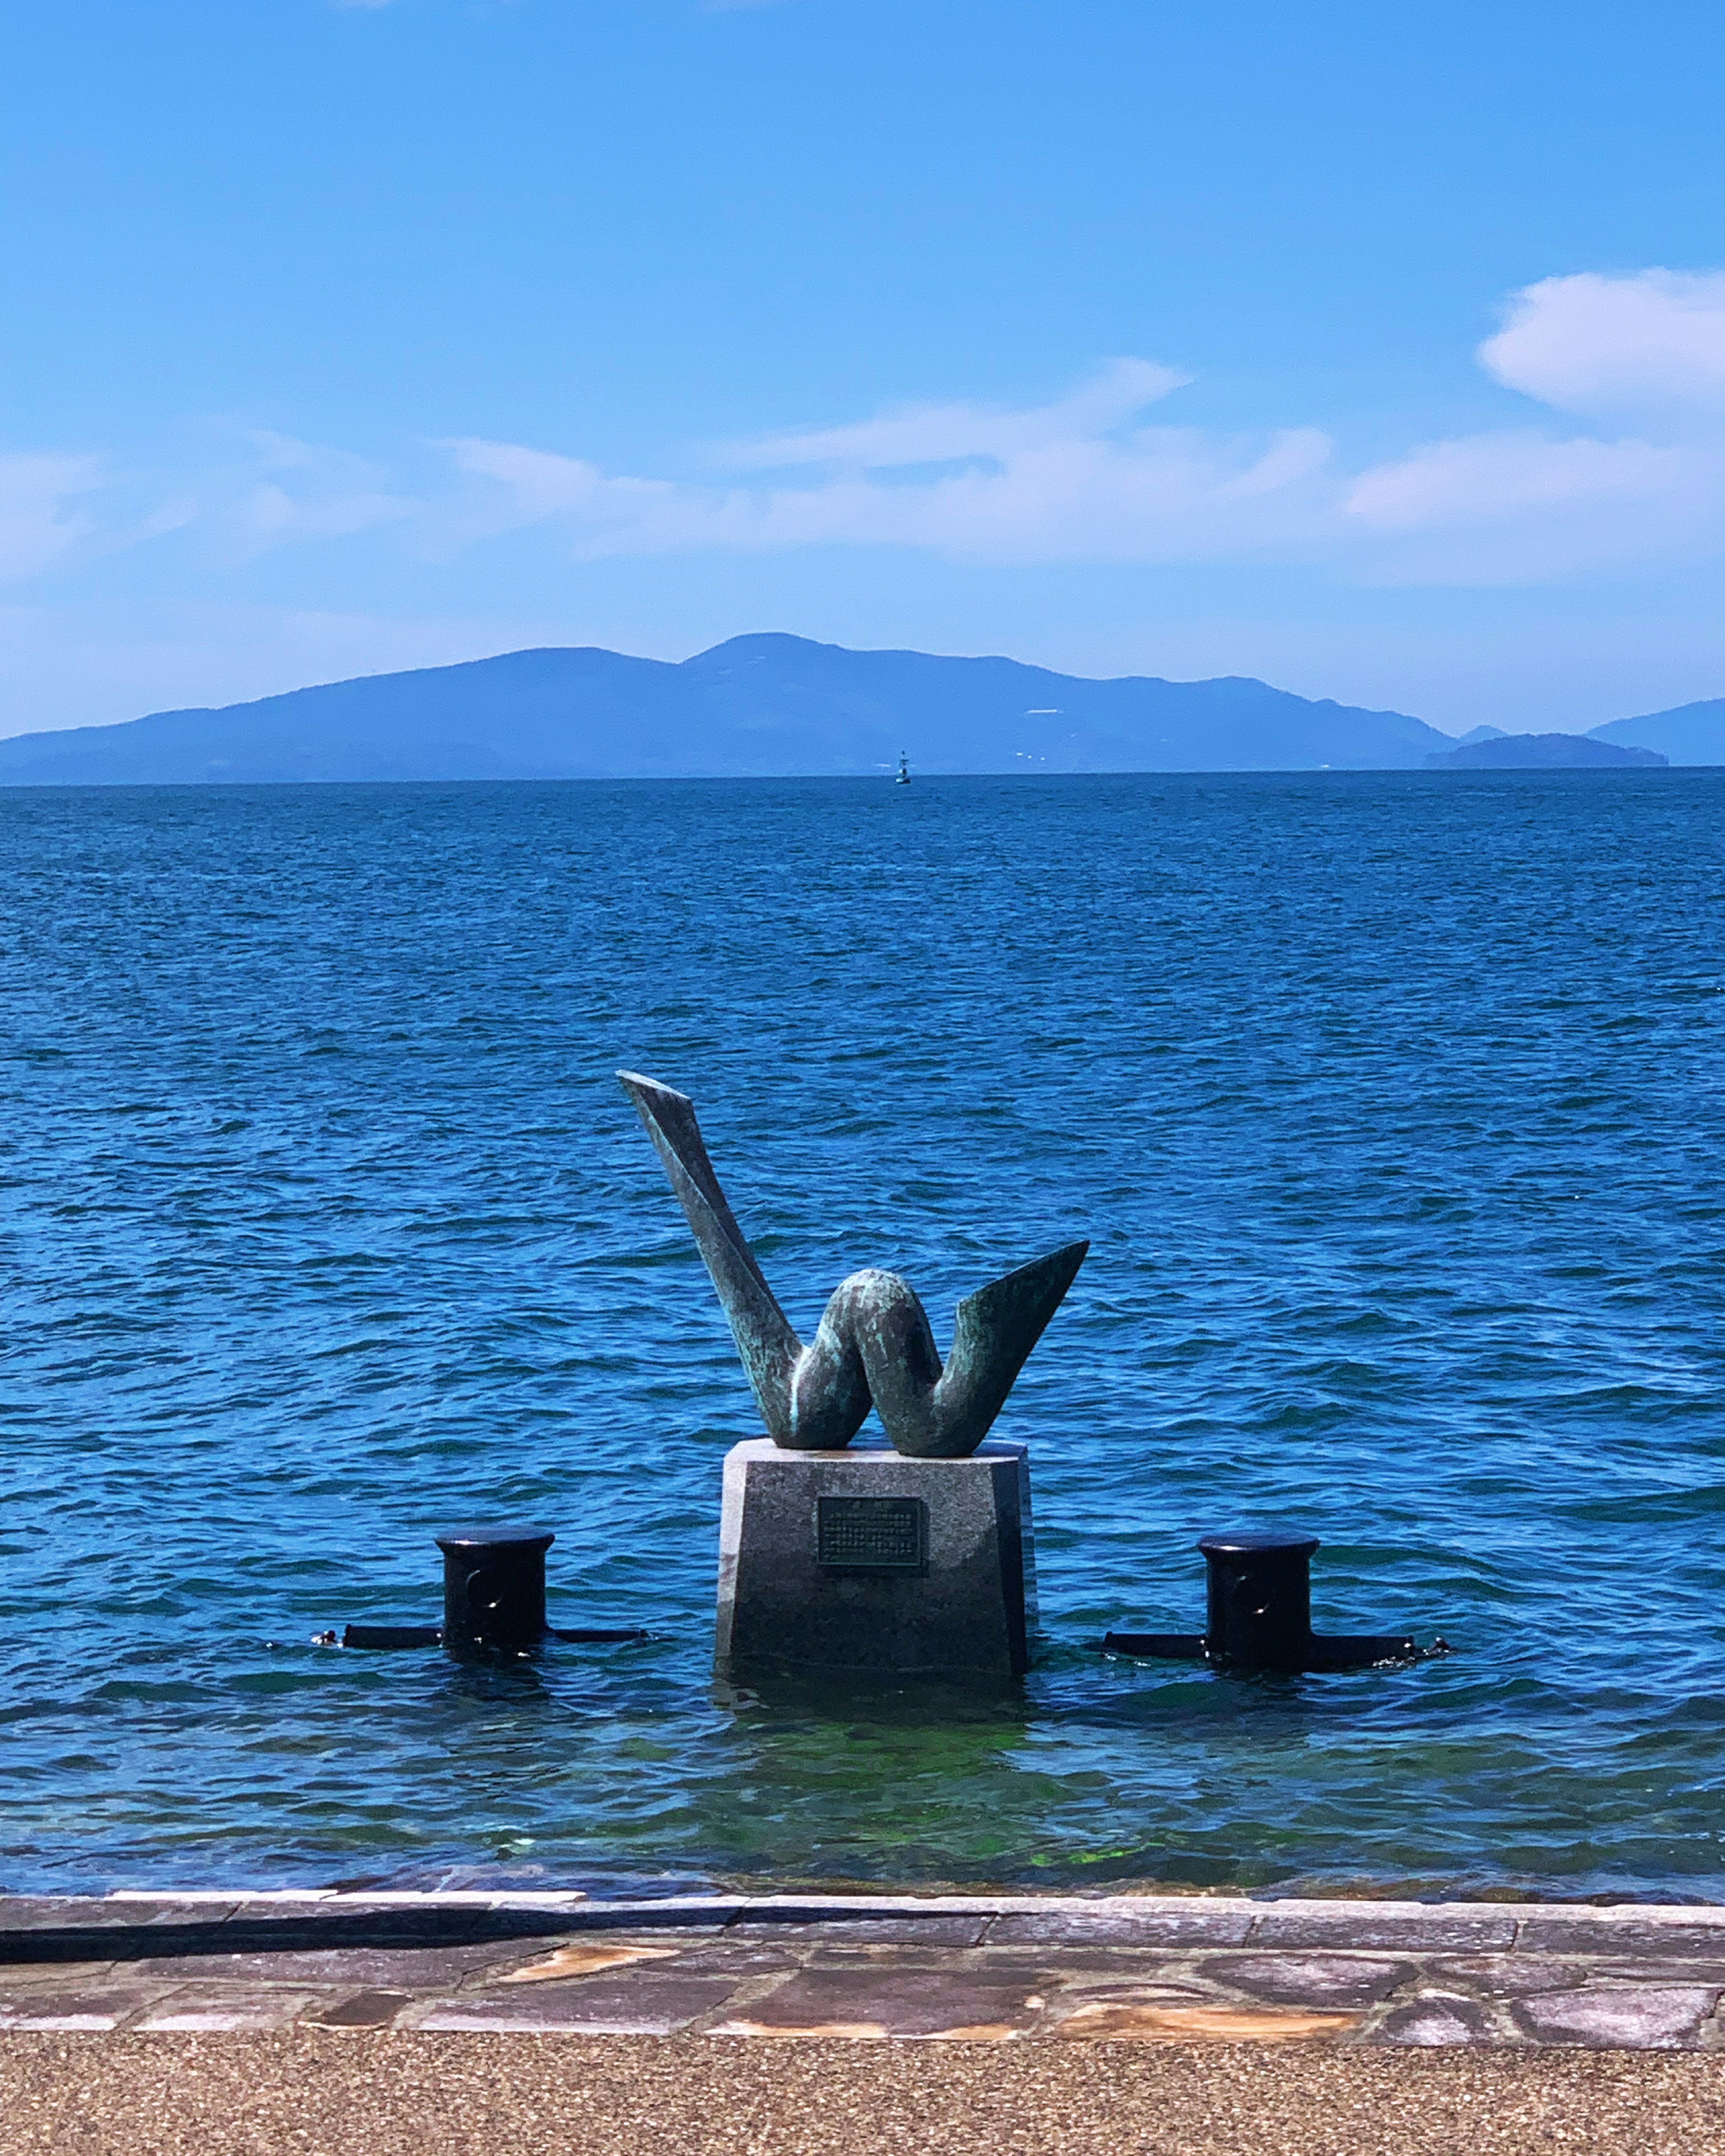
1481, 270, 1725, 422
233, 431, 410, 548
0, 432, 409, 590
1348, 432, 1691, 532
716, 358, 1188, 471
1339, 270, 1725, 579
15, 269, 1725, 604
434, 283, 1725, 581
447, 362, 1332, 565
1342, 431, 1725, 581
444, 438, 681, 545
0, 453, 104, 581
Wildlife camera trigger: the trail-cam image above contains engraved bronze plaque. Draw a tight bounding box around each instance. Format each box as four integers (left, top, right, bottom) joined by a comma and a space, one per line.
816, 1495, 927, 1572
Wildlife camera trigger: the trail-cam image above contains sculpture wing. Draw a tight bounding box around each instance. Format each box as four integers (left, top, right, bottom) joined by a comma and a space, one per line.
617, 1072, 802, 1438
928, 1240, 1090, 1456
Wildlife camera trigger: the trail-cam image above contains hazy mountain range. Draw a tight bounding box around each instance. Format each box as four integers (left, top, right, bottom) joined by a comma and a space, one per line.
0, 633, 1719, 785
1426, 733, 1667, 770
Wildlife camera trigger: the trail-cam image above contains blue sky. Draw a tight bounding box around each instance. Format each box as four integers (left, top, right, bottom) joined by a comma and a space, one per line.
4, 0, 1725, 736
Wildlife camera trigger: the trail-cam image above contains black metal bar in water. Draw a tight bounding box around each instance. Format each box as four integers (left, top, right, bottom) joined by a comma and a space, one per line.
1304, 1630, 1421, 1671
333, 1618, 653, 1651
1098, 1630, 1205, 1659
341, 1623, 442, 1650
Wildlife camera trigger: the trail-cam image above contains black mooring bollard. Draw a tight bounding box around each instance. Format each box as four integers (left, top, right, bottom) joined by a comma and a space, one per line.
436, 1524, 554, 1652
1100, 1529, 1424, 1672
333, 1524, 652, 1652
1200, 1529, 1318, 1671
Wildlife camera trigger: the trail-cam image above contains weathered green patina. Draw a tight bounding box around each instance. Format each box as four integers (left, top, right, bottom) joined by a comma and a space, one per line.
618, 1071, 1086, 1459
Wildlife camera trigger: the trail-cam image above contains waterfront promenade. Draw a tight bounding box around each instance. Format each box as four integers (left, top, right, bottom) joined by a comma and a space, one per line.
6, 1888, 1725, 2151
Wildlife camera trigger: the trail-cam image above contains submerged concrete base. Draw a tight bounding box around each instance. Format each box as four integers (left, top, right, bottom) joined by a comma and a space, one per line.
714, 1438, 1033, 1679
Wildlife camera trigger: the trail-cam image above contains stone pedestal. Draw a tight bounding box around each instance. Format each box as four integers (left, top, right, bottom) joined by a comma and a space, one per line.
714, 1438, 1034, 1679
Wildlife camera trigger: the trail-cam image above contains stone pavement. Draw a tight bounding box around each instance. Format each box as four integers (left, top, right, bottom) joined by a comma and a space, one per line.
8, 1888, 1725, 2049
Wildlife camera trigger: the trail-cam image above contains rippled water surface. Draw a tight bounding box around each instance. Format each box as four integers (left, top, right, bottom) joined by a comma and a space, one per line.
6, 771, 1725, 1900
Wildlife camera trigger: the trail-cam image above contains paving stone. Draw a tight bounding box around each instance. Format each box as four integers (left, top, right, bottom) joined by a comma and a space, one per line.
987, 1908, 1253, 1949
622, 1941, 804, 1980
1510, 1984, 1720, 2050
0, 1898, 224, 1934
1515, 1917, 1725, 1959
135, 1988, 331, 2032
491, 1940, 686, 1983
798, 1947, 991, 1977
1191, 1953, 1415, 2008
731, 1919, 989, 1948
1249, 1905, 1516, 1952
706, 1966, 1041, 2039
0, 1961, 119, 1988
415, 1973, 748, 2035
958, 1949, 1207, 1987
1366, 1993, 1503, 2047
1047, 1976, 1216, 2002
303, 1990, 415, 2029
1048, 1997, 1361, 2043
1594, 1960, 1725, 1984
319, 1893, 588, 1911
0, 1986, 169, 2032
123, 1942, 536, 1988
12, 1891, 1725, 2054
1427, 1955, 1595, 1997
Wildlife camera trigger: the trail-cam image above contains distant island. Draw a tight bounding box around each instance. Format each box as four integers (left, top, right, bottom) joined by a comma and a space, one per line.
0, 633, 1718, 785
0, 635, 1449, 785
1426, 734, 1669, 771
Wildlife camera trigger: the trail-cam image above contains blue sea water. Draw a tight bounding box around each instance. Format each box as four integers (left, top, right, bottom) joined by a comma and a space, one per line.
5, 770, 1725, 1903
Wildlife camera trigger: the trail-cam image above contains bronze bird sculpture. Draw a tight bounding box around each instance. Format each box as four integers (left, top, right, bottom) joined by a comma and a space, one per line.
619, 1071, 1087, 1459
